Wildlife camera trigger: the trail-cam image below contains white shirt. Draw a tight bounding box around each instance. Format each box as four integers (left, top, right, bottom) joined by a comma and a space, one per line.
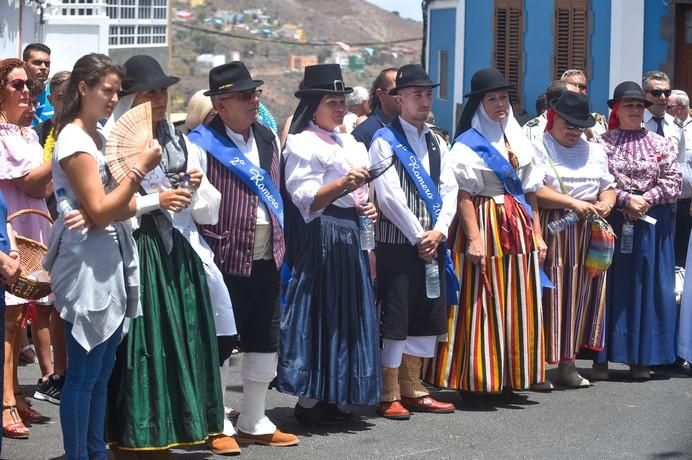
644, 110, 684, 161
523, 113, 548, 144
284, 121, 370, 223
342, 112, 358, 133
679, 117, 692, 198
533, 132, 615, 201
224, 125, 270, 225
369, 116, 458, 245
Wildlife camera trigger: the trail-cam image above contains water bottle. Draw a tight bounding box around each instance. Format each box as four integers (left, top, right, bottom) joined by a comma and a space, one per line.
359, 216, 375, 251
179, 173, 195, 192
425, 259, 441, 299
56, 188, 87, 242
620, 221, 634, 254
546, 211, 579, 234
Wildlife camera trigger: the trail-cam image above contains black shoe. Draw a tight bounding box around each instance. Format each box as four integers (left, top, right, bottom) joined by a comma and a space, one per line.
294, 402, 346, 426
34, 374, 64, 405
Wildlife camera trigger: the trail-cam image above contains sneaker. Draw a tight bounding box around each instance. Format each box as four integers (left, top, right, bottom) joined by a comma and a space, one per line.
33, 374, 64, 405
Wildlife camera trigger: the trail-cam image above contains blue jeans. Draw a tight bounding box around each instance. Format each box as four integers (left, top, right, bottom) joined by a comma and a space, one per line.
61, 321, 122, 460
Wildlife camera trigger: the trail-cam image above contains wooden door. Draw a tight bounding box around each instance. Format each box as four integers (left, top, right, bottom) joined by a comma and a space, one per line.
675, 4, 692, 94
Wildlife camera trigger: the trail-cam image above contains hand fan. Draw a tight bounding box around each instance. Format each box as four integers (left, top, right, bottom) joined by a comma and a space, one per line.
335, 155, 395, 199
105, 102, 153, 183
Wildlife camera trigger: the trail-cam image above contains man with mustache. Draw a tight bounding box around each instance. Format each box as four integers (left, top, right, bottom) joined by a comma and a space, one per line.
190, 62, 299, 449
22, 43, 52, 126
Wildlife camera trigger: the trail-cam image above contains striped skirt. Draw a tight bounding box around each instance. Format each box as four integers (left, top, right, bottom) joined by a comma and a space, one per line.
540, 209, 606, 363
426, 195, 545, 393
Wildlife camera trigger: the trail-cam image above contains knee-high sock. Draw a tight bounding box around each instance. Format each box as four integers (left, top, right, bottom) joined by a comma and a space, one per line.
399, 354, 429, 398
381, 367, 401, 402
237, 352, 277, 435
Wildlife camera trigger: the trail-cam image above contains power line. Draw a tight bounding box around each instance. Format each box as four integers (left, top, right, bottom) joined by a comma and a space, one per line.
173, 21, 422, 47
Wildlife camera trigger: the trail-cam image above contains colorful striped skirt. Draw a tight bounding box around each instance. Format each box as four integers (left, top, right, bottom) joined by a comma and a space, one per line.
425, 195, 545, 392
540, 209, 606, 363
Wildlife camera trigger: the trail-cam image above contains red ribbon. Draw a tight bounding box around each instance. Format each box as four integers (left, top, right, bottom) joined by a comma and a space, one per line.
607, 101, 621, 130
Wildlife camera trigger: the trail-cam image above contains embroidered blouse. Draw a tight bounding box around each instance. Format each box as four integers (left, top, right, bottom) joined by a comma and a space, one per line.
599, 128, 681, 207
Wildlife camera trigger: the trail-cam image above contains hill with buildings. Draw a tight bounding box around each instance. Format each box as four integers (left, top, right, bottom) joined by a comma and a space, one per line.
170, 0, 422, 126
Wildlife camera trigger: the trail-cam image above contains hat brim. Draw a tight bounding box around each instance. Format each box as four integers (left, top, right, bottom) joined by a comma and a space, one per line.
607, 96, 653, 109
389, 81, 440, 95
294, 87, 354, 98
549, 100, 597, 128
204, 79, 264, 97
464, 83, 513, 98
121, 75, 180, 95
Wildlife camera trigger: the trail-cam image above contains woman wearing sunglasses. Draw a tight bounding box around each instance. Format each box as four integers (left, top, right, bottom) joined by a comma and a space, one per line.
278, 64, 381, 426
0, 58, 53, 438
590, 81, 681, 380
533, 92, 616, 388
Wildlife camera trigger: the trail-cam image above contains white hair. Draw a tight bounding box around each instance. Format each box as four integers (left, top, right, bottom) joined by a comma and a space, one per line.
671, 89, 689, 108
346, 86, 369, 108
561, 69, 585, 80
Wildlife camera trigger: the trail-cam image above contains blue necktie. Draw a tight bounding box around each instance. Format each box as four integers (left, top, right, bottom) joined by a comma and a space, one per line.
653, 117, 664, 136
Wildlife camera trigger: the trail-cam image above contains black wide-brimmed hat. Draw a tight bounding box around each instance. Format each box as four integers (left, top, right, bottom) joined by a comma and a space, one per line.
205, 61, 264, 97
121, 55, 180, 95
607, 81, 652, 108
389, 64, 439, 95
294, 64, 353, 97
549, 92, 596, 128
464, 68, 513, 97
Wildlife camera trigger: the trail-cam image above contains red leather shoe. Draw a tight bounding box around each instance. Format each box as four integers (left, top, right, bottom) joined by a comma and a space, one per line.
17, 405, 50, 424
376, 400, 410, 420
401, 395, 455, 413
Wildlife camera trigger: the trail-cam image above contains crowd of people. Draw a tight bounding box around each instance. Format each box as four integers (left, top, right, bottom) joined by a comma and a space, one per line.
0, 42, 690, 459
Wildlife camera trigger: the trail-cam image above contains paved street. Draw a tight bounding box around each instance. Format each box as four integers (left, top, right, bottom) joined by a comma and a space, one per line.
3, 357, 691, 460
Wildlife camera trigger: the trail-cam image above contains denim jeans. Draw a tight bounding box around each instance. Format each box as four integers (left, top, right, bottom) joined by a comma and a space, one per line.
61, 320, 122, 460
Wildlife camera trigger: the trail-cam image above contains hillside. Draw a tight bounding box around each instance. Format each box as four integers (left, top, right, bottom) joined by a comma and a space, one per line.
169, 0, 422, 126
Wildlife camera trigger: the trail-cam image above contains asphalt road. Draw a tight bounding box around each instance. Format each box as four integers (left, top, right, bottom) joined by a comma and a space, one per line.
3, 357, 691, 460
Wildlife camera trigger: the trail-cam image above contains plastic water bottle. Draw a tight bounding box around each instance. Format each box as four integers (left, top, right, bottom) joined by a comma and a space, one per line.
425, 259, 441, 299
359, 216, 375, 250
546, 211, 579, 234
620, 221, 634, 254
179, 173, 194, 192
56, 188, 87, 242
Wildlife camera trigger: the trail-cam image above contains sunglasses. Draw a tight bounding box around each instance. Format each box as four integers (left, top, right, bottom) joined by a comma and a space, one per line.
575, 84, 587, 91
6, 79, 34, 92
334, 156, 395, 199
222, 89, 262, 101
564, 123, 586, 132
647, 89, 671, 97
667, 104, 684, 110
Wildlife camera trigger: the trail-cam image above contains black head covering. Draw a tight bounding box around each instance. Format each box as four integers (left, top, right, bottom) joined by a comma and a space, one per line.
288, 95, 322, 135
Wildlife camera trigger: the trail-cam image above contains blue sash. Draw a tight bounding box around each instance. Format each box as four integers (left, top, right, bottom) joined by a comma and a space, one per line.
455, 128, 532, 216
373, 126, 460, 301
189, 124, 284, 228
455, 129, 553, 289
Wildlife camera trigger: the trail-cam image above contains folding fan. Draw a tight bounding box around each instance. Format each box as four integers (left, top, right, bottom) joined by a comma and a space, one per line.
334, 155, 395, 200
105, 102, 153, 183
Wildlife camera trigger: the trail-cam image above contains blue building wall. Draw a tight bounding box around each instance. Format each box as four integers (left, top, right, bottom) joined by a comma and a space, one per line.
589, 0, 611, 115
643, 0, 670, 75
463, 0, 494, 94
523, 0, 554, 117
429, 8, 456, 134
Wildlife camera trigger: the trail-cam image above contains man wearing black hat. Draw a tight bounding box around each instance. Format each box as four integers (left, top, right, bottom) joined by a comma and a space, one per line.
369, 64, 458, 419
189, 61, 299, 447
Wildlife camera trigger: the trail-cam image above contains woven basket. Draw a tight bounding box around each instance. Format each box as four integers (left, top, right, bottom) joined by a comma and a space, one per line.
6, 209, 53, 301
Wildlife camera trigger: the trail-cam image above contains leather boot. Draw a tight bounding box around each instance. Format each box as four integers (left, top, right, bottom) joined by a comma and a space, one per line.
376, 367, 410, 420
399, 355, 455, 414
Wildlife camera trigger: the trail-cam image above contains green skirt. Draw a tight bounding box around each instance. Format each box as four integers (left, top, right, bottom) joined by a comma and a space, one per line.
107, 215, 224, 450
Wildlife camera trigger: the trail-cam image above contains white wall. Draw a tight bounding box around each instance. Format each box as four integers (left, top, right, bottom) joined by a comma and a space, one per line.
609, 0, 645, 96
43, 22, 110, 73
0, 0, 37, 59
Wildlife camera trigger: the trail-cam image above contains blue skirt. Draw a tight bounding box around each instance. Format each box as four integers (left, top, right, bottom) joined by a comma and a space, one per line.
595, 204, 677, 366
277, 206, 381, 405
678, 232, 692, 362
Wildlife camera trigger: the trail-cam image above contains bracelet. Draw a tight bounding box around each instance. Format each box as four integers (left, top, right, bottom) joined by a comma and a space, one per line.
130, 166, 146, 180
127, 170, 143, 185
8, 249, 19, 257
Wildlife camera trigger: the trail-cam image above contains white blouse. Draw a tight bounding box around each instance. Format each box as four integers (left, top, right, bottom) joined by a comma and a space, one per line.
284, 121, 370, 223
451, 142, 544, 201
533, 132, 615, 201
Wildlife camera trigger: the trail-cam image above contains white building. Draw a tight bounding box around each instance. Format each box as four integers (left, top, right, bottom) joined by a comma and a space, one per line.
1, 0, 169, 74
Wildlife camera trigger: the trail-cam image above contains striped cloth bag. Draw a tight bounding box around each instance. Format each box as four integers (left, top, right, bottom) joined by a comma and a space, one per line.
585, 215, 615, 278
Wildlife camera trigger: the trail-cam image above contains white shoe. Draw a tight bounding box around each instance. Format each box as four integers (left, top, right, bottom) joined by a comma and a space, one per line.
591, 363, 609, 380
557, 361, 590, 388
529, 381, 554, 392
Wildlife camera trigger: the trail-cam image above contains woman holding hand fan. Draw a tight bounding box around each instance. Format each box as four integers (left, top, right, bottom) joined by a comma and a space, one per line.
45, 53, 161, 460
102, 55, 238, 456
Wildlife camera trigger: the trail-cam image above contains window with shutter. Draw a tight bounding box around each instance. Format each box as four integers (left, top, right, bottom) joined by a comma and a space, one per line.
494, 0, 524, 111
553, 0, 589, 79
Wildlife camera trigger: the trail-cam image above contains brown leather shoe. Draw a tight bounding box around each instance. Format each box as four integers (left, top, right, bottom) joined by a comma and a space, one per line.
208, 434, 241, 455
237, 428, 299, 447
376, 400, 410, 420
401, 395, 455, 413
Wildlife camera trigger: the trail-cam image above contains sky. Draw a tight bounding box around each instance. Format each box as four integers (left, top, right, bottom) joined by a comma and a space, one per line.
365, 0, 423, 22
